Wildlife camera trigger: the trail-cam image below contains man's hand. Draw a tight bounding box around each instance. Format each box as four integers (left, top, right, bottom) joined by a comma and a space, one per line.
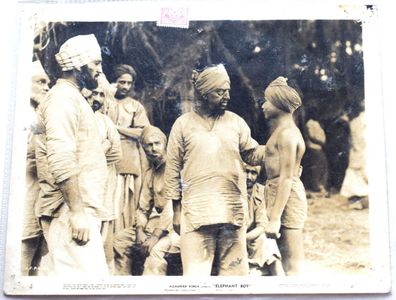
265, 219, 281, 239
136, 227, 147, 245
141, 235, 159, 256
59, 176, 90, 246
69, 210, 91, 245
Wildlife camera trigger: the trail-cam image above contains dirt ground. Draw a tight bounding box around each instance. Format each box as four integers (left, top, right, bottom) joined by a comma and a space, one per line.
303, 193, 371, 276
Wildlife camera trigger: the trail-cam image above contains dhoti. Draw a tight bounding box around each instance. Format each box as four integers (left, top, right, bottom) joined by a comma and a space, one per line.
265, 177, 307, 229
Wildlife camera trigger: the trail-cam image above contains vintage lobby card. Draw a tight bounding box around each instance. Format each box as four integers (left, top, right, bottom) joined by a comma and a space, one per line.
2, 0, 390, 296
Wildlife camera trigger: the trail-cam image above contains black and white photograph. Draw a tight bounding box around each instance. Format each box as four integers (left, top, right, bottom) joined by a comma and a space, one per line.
1, 1, 391, 296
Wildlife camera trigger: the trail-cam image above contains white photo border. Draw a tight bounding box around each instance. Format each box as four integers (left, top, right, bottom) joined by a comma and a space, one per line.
2, 0, 391, 295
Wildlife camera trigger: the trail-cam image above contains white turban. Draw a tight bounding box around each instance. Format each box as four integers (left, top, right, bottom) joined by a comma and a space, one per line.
55, 34, 101, 71
192, 64, 230, 95
32, 60, 48, 78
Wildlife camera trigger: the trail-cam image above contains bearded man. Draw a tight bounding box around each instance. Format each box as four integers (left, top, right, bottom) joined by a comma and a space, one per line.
85, 84, 122, 274
21, 60, 50, 276
113, 126, 180, 276
35, 34, 109, 275
165, 64, 266, 276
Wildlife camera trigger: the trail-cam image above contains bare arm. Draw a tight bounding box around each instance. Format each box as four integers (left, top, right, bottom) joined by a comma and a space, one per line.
142, 201, 173, 255
116, 102, 150, 140
142, 227, 164, 255
59, 176, 91, 245
116, 126, 143, 140
266, 130, 297, 239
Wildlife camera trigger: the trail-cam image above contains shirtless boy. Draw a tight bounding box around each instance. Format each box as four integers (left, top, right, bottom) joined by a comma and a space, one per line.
261, 76, 307, 275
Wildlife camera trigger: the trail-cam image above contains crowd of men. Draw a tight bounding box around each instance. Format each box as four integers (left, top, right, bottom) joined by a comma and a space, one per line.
22, 34, 307, 277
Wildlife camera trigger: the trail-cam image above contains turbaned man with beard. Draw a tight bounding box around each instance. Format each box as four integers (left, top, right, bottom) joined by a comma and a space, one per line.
165, 64, 266, 276
35, 34, 109, 275
85, 84, 122, 274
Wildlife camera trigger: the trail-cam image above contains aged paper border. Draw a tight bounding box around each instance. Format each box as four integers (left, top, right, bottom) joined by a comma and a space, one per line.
1, 0, 391, 295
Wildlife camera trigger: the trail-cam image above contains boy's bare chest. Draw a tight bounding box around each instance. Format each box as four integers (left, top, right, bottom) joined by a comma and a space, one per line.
265, 134, 278, 156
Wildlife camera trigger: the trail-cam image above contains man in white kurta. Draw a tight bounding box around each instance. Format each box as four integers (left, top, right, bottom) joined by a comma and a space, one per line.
35, 34, 109, 276
86, 85, 122, 274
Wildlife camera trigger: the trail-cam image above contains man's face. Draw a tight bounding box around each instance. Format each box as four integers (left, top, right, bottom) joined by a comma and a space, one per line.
31, 75, 50, 105
87, 87, 105, 112
142, 135, 166, 165
246, 165, 259, 189
79, 59, 102, 90
115, 74, 133, 99
262, 99, 280, 119
204, 81, 231, 116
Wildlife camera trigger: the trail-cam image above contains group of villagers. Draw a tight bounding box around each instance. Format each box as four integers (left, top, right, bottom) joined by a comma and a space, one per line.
23, 34, 307, 277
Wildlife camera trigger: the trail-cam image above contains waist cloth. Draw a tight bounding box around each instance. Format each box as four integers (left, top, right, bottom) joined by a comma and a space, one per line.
264, 177, 307, 229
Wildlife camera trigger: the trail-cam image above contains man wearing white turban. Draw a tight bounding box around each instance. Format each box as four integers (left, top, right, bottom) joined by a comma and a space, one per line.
261, 76, 307, 276
165, 64, 266, 276
35, 34, 109, 275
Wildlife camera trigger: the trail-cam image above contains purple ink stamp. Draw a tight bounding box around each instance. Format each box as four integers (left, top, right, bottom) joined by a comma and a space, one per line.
157, 7, 189, 29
